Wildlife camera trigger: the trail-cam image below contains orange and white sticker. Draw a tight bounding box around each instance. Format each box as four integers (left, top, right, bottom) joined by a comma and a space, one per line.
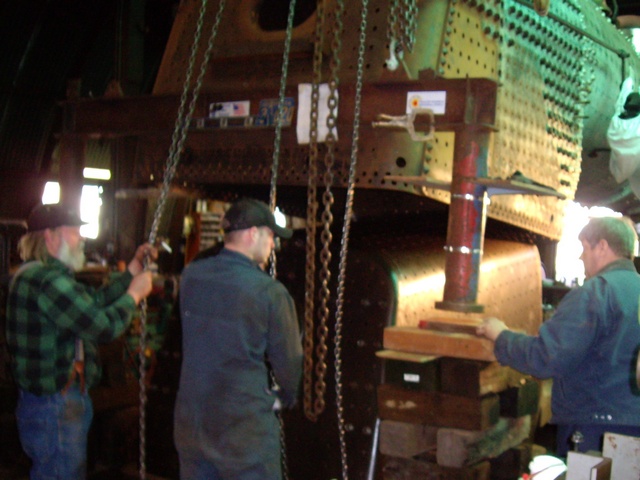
406, 91, 446, 114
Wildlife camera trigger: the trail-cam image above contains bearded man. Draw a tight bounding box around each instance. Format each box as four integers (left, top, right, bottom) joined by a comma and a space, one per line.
5, 203, 155, 480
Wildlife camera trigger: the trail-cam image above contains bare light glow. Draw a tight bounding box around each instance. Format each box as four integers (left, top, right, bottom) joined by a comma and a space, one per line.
80, 185, 102, 239
41, 182, 102, 240
42, 182, 60, 205
274, 207, 286, 228
83, 167, 111, 180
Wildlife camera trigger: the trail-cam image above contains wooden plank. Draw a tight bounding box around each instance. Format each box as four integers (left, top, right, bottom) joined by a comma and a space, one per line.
381, 356, 440, 392
377, 383, 500, 430
382, 455, 491, 480
376, 349, 439, 363
436, 416, 531, 468
440, 358, 528, 397
499, 378, 540, 418
418, 316, 482, 335
379, 420, 438, 459
383, 327, 496, 362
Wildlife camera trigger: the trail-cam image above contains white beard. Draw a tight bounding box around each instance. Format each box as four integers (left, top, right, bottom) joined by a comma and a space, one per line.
58, 237, 86, 271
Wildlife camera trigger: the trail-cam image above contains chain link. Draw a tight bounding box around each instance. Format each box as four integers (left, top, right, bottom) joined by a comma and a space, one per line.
333, 1, 369, 478
314, 0, 344, 419
303, 0, 326, 423
138, 0, 226, 478
267, 0, 298, 476
387, 0, 417, 60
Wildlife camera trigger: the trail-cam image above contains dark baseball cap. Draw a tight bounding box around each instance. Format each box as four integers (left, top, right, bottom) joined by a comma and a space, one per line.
221, 198, 293, 239
27, 204, 86, 232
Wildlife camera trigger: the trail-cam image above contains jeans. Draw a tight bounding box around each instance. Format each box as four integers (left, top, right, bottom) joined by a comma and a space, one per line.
16, 385, 93, 480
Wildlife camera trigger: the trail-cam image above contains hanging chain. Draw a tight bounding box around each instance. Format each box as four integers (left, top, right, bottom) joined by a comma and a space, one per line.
334, 2, 368, 478
315, 0, 344, 418
268, 0, 297, 280
303, 0, 327, 422
387, 0, 417, 62
137, 1, 226, 478
266, 0, 297, 478
401, 0, 418, 53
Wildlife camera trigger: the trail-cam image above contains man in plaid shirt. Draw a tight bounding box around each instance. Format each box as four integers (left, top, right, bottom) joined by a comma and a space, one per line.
5, 203, 155, 480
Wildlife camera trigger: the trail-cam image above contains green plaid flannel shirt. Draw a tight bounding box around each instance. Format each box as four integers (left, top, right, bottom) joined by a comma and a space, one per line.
6, 255, 136, 395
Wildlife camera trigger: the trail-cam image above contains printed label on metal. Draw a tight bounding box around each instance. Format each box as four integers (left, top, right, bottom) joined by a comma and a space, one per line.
406, 91, 446, 114
255, 98, 295, 127
209, 101, 250, 118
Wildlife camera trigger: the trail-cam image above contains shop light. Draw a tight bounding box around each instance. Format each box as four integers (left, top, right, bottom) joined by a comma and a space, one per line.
83, 167, 111, 180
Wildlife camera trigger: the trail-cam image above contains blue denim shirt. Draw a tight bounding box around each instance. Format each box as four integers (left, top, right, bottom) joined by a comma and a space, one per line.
174, 248, 302, 476
495, 258, 640, 426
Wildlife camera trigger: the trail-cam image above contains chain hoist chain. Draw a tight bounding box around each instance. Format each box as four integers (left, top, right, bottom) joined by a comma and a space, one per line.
138, 1, 226, 478
303, 0, 327, 422
313, 0, 344, 419
268, 0, 297, 280
401, 0, 418, 53
267, 0, 298, 477
334, 1, 369, 478
387, 0, 417, 59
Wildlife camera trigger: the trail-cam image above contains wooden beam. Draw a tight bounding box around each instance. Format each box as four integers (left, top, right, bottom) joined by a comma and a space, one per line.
379, 420, 438, 459
440, 358, 528, 398
377, 383, 500, 430
383, 326, 496, 361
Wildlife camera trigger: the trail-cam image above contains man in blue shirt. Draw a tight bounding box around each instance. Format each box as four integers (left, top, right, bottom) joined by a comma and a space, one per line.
174, 198, 303, 480
477, 216, 640, 456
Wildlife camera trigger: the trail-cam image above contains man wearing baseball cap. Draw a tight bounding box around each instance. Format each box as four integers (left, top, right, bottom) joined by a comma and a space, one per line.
174, 198, 302, 480
5, 203, 156, 480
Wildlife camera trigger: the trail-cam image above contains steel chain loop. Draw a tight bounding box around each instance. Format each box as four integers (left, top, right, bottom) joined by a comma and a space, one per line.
387, 0, 417, 60
333, 2, 369, 477
402, 0, 418, 52
138, 0, 226, 478
267, 0, 298, 477
313, 0, 344, 418
303, 0, 326, 422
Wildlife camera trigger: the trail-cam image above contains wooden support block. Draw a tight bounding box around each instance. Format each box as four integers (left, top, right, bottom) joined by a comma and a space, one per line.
436, 416, 531, 468
418, 316, 482, 336
488, 441, 533, 480
537, 378, 553, 427
499, 378, 539, 418
377, 383, 500, 430
383, 326, 496, 362
382, 455, 490, 480
379, 420, 438, 459
440, 358, 528, 397
377, 350, 440, 392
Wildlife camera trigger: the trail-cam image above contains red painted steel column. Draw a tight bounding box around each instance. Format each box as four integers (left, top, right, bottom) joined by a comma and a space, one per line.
436, 124, 490, 313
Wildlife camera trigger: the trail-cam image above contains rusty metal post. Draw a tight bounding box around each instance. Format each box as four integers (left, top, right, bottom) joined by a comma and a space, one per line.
436, 124, 491, 313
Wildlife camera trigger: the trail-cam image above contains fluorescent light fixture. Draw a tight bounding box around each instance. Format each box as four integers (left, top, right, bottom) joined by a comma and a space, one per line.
83, 167, 111, 180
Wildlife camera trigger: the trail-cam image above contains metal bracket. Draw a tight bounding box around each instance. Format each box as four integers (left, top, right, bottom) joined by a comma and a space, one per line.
384, 174, 566, 199
372, 107, 435, 142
